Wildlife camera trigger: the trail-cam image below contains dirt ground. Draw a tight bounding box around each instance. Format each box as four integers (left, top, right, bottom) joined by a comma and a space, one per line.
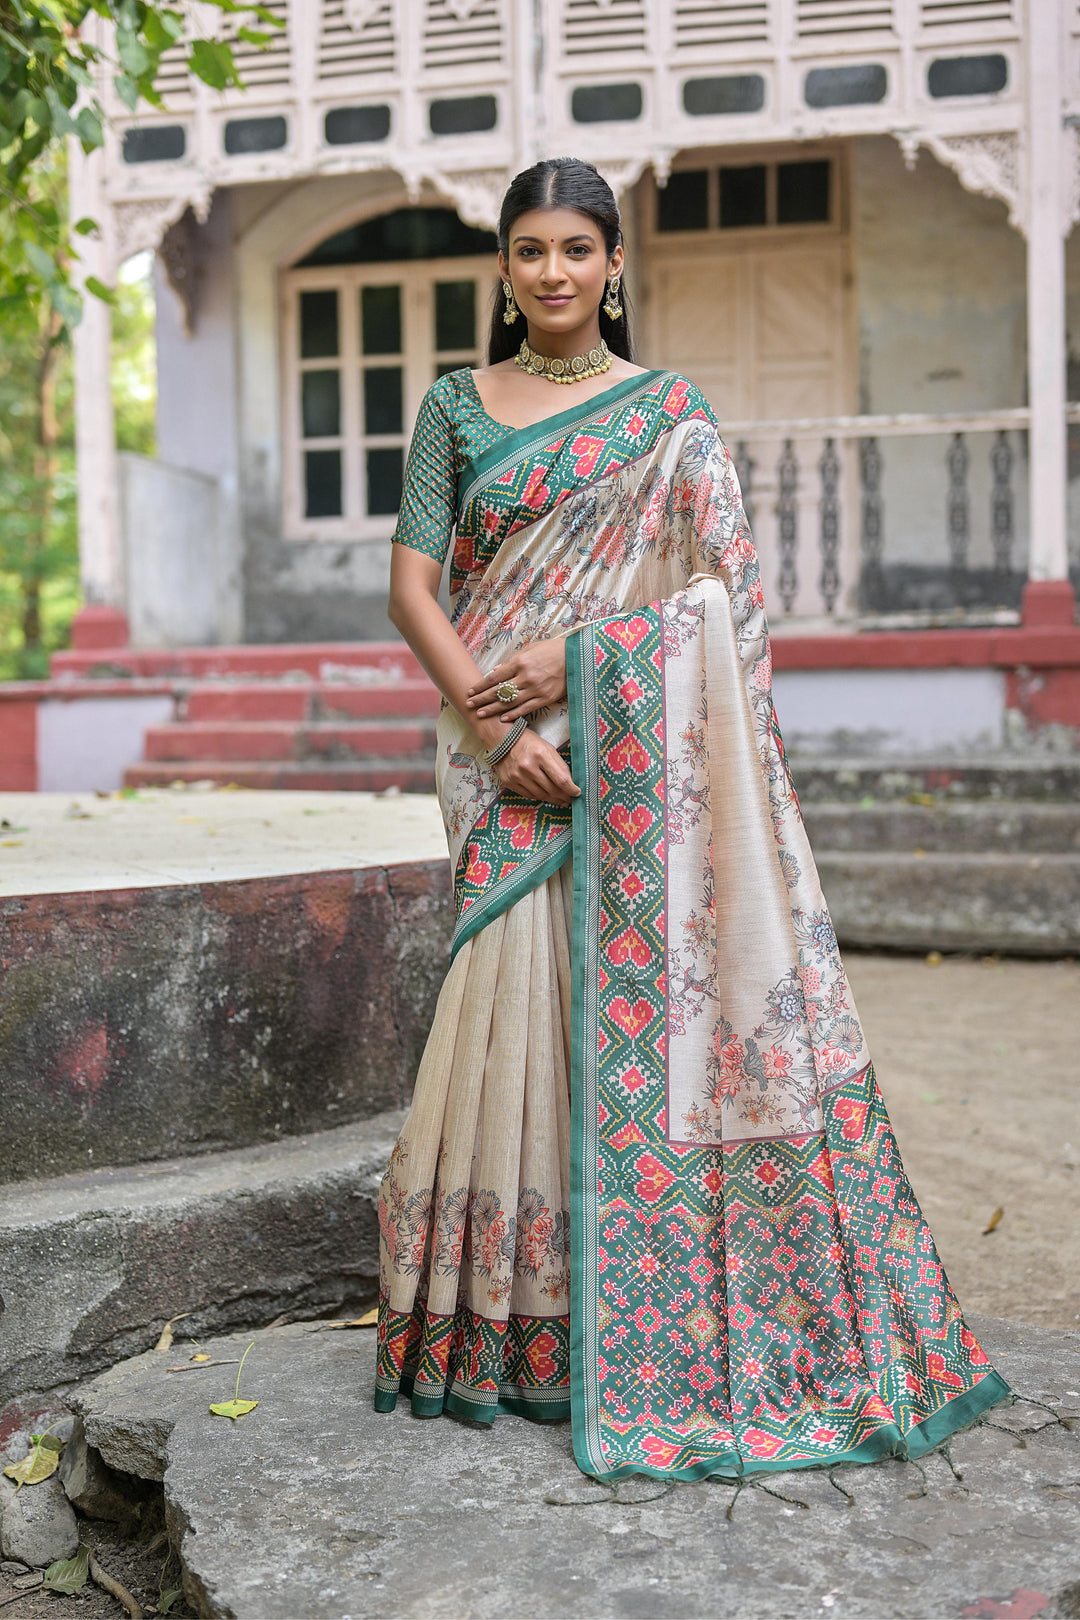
846, 950, 1079, 1334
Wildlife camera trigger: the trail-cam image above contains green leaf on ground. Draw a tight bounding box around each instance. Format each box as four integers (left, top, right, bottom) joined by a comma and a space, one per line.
210, 1339, 258, 1419
43, 1544, 90, 1594
158, 1589, 183, 1615
209, 1398, 258, 1421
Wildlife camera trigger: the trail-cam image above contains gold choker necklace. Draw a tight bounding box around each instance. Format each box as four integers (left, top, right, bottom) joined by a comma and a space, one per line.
515, 337, 612, 384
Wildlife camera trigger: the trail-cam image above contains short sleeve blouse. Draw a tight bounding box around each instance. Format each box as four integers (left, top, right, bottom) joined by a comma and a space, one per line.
391, 370, 509, 564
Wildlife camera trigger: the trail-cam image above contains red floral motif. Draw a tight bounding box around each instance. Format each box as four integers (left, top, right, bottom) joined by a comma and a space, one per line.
520, 463, 551, 510
607, 926, 653, 968
606, 735, 651, 775
608, 802, 654, 845
498, 804, 538, 850
833, 1097, 870, 1142
571, 434, 606, 478
608, 998, 657, 1039
603, 615, 651, 651
618, 1064, 648, 1093
463, 844, 490, 888
634, 1153, 675, 1202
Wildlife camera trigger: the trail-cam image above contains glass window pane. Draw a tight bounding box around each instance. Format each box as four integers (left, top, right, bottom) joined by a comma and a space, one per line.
305, 449, 342, 518
299, 290, 339, 359
364, 367, 403, 435
361, 284, 402, 354
435, 280, 476, 351
657, 170, 709, 232
366, 447, 403, 515
777, 160, 831, 224
301, 370, 341, 438
436, 359, 473, 379
719, 165, 767, 229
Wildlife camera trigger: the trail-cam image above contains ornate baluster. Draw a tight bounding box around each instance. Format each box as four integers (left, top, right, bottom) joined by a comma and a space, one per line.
859, 435, 884, 612
818, 435, 841, 614
990, 428, 1014, 601
733, 439, 756, 535
946, 431, 970, 598
776, 438, 798, 614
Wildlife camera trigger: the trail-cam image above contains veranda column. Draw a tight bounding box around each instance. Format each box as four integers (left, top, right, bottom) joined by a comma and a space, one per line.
69, 139, 127, 647
1023, 0, 1075, 624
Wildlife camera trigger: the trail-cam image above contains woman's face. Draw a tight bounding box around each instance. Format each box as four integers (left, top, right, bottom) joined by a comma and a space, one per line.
498, 206, 622, 339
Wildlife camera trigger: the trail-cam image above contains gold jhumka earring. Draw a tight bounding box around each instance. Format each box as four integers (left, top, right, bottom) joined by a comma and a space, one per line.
602, 273, 623, 321
502, 281, 520, 324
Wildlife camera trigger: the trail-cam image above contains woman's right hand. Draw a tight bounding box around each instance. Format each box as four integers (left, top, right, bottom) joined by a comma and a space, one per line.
493, 727, 581, 807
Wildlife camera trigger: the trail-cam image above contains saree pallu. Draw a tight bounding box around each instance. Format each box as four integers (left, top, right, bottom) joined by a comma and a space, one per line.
375, 370, 1011, 1479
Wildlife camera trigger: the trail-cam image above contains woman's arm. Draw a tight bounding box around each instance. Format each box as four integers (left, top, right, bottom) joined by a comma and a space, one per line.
388, 546, 580, 806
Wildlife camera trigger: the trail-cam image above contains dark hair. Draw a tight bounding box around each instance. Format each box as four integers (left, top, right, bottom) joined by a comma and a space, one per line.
487, 157, 635, 365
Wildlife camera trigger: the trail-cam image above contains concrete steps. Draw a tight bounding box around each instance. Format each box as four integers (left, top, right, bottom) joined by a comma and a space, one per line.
60, 641, 449, 791
125, 757, 438, 790
183, 679, 439, 722
142, 719, 438, 763
0, 1112, 403, 1400
793, 756, 1080, 952
66, 1314, 1080, 1620
789, 754, 1080, 802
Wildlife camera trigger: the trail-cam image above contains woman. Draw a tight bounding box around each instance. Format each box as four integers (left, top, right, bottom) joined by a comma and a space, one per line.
375, 157, 1010, 1483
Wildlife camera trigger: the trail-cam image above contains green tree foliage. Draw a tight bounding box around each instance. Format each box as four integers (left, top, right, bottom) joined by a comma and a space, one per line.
0, 150, 76, 677
0, 3, 275, 673
1, 1, 279, 316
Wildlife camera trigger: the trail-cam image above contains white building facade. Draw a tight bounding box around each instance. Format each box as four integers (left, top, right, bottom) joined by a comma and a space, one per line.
70, 0, 1080, 647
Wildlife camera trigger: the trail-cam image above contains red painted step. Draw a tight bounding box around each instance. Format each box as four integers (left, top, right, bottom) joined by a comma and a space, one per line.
124, 759, 437, 792
143, 719, 438, 764
52, 639, 425, 682
182, 679, 441, 723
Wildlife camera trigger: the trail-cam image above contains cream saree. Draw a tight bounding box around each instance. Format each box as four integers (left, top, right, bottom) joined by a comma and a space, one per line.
375, 370, 1010, 1481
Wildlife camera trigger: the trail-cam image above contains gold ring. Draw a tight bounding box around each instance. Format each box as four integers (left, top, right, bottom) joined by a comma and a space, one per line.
496, 679, 520, 704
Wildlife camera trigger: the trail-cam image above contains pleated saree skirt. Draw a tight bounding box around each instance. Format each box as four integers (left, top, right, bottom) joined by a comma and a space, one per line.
374, 859, 575, 1423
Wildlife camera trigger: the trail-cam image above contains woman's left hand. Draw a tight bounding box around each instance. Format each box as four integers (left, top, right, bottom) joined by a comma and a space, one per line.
465, 637, 568, 721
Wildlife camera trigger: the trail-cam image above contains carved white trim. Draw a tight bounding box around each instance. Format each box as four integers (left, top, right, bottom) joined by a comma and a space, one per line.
593, 155, 654, 206
444, 0, 492, 17
342, 0, 390, 26
112, 184, 214, 267
919, 131, 1024, 234
425, 167, 508, 231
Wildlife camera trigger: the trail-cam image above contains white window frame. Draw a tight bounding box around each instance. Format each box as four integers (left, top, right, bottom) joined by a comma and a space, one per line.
281, 255, 496, 542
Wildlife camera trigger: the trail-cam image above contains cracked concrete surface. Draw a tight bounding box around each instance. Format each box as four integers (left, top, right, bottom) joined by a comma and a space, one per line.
70, 1313, 1080, 1620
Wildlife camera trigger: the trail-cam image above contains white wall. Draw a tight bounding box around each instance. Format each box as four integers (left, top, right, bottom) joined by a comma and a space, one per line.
153, 191, 243, 642
120, 453, 226, 647
38, 695, 175, 792
852, 136, 1030, 578
773, 667, 1005, 756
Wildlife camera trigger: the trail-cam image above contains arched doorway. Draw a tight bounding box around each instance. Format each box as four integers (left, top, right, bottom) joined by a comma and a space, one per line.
281, 206, 497, 541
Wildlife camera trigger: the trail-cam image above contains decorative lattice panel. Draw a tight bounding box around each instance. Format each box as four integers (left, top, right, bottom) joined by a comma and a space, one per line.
919, 0, 1015, 26
422, 0, 505, 72
563, 0, 648, 58
672, 1, 770, 49
226, 0, 293, 87
319, 1, 396, 80
796, 0, 895, 37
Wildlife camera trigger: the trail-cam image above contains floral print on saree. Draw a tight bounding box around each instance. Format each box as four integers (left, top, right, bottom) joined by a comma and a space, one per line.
377, 368, 1010, 1476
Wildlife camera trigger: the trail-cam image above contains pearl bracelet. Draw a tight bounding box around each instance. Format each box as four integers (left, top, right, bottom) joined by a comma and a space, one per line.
484, 716, 528, 768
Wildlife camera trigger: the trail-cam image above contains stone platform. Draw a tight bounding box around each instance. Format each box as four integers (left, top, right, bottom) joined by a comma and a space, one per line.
69, 1315, 1080, 1620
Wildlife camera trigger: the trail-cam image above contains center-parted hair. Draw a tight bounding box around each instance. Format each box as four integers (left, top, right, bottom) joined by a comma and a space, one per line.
487, 157, 635, 365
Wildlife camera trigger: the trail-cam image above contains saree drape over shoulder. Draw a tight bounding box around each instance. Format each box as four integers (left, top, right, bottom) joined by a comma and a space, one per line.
375, 367, 1010, 1482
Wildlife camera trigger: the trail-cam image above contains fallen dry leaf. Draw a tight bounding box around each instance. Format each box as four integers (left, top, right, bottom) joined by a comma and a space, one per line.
982, 1205, 1005, 1235
154, 1312, 192, 1352
3, 1433, 64, 1488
